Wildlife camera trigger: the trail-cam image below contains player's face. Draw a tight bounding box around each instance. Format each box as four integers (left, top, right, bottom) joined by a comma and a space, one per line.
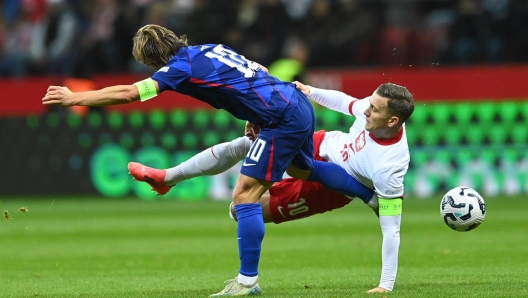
363, 93, 392, 132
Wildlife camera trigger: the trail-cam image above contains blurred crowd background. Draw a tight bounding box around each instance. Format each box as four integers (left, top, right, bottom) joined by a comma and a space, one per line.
1, 0, 527, 79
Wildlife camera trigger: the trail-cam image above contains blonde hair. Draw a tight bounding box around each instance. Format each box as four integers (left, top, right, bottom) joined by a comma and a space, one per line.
132, 24, 188, 69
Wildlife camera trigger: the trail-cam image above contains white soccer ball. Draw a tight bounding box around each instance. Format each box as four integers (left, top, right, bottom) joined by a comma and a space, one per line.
440, 186, 486, 232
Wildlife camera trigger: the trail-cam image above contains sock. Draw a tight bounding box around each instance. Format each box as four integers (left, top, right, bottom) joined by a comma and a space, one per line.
308, 160, 375, 203
235, 203, 264, 278
164, 137, 251, 185
237, 273, 258, 286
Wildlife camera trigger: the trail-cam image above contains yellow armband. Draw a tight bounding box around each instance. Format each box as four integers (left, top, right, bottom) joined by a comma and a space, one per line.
378, 198, 403, 216
134, 78, 158, 102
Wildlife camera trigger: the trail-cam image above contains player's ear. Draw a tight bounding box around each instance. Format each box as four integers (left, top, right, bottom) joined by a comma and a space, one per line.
387, 115, 400, 128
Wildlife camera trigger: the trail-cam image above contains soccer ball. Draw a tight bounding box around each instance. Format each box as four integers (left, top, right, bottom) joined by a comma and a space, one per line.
440, 186, 486, 232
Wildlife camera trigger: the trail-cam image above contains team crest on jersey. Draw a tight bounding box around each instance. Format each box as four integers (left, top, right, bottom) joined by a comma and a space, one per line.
355, 130, 367, 152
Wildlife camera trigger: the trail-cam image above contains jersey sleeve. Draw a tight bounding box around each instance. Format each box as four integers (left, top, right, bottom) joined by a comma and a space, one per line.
350, 97, 370, 118
151, 61, 192, 92
372, 166, 407, 198
308, 87, 359, 115
378, 213, 401, 291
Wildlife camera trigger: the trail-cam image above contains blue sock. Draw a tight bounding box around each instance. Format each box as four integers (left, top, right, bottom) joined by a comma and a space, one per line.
235, 203, 264, 277
308, 160, 375, 203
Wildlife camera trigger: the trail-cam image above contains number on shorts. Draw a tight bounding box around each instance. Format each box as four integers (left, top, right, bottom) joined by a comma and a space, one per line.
247, 139, 266, 162
288, 198, 309, 216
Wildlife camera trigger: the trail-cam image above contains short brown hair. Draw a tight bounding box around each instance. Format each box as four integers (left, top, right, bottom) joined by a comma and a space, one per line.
375, 83, 415, 124
132, 24, 188, 69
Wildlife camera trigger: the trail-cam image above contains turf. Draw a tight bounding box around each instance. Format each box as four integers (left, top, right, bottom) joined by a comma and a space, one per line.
1, 196, 527, 298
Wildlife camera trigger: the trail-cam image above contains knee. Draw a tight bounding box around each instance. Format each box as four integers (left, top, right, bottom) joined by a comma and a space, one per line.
230, 137, 252, 159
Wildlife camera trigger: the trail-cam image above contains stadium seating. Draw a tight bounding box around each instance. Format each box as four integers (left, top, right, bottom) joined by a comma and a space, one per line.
170, 109, 188, 129
430, 103, 451, 125
442, 124, 463, 146
451, 102, 473, 125
475, 102, 497, 125
148, 110, 167, 130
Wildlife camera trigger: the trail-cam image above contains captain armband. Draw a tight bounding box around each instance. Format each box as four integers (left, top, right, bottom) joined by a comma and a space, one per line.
134, 78, 158, 102
378, 198, 403, 216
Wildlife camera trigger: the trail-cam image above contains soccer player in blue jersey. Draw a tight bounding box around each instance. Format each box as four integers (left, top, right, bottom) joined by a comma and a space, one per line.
42, 24, 374, 296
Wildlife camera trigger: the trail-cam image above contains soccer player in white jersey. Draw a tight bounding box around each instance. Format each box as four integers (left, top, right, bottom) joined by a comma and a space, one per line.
129, 81, 414, 293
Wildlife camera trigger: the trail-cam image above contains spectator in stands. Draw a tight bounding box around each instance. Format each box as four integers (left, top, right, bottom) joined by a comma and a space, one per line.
77, 0, 122, 74
481, 0, 511, 63
378, 0, 421, 66
329, 0, 379, 66
508, 0, 528, 62
0, 7, 34, 77
2, 0, 528, 77
300, 0, 336, 67
235, 0, 291, 66
267, 35, 309, 82
446, 0, 486, 64
30, 0, 79, 76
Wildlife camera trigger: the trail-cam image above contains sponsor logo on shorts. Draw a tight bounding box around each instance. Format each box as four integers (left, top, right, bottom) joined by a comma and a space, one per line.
277, 206, 287, 218
242, 161, 256, 166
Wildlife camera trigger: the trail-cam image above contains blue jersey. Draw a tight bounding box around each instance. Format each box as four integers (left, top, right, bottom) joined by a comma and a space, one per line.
152, 44, 297, 127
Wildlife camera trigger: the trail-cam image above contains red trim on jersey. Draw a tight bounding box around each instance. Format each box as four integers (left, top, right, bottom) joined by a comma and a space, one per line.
348, 100, 358, 116
266, 137, 275, 181
275, 89, 289, 103
210, 146, 218, 160
245, 78, 270, 107
313, 130, 327, 161
262, 76, 289, 103
369, 127, 404, 145
189, 78, 235, 89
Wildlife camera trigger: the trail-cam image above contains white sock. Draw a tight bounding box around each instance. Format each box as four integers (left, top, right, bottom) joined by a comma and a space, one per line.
164, 137, 251, 186
237, 273, 258, 286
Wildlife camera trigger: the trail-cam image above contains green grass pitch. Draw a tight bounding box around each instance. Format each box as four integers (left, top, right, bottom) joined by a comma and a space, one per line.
1, 196, 527, 297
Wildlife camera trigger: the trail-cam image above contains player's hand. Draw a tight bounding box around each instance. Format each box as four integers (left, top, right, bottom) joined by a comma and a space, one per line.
292, 81, 310, 96
42, 86, 75, 106
366, 287, 390, 293
245, 121, 260, 141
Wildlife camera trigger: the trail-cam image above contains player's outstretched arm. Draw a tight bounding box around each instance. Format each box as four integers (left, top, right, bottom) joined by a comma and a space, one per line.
370, 197, 402, 293
42, 85, 140, 106
42, 78, 161, 107
293, 81, 357, 115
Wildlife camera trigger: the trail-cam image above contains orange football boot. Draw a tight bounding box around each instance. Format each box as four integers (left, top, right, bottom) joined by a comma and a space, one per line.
128, 162, 172, 195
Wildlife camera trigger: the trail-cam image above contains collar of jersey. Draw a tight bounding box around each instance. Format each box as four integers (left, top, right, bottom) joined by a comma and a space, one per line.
368, 127, 404, 146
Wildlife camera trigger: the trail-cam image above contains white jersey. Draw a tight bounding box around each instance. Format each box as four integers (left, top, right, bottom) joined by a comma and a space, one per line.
318, 97, 410, 198
309, 86, 410, 292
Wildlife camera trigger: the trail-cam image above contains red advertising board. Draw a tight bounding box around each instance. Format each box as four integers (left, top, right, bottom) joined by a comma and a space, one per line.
2, 65, 528, 116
